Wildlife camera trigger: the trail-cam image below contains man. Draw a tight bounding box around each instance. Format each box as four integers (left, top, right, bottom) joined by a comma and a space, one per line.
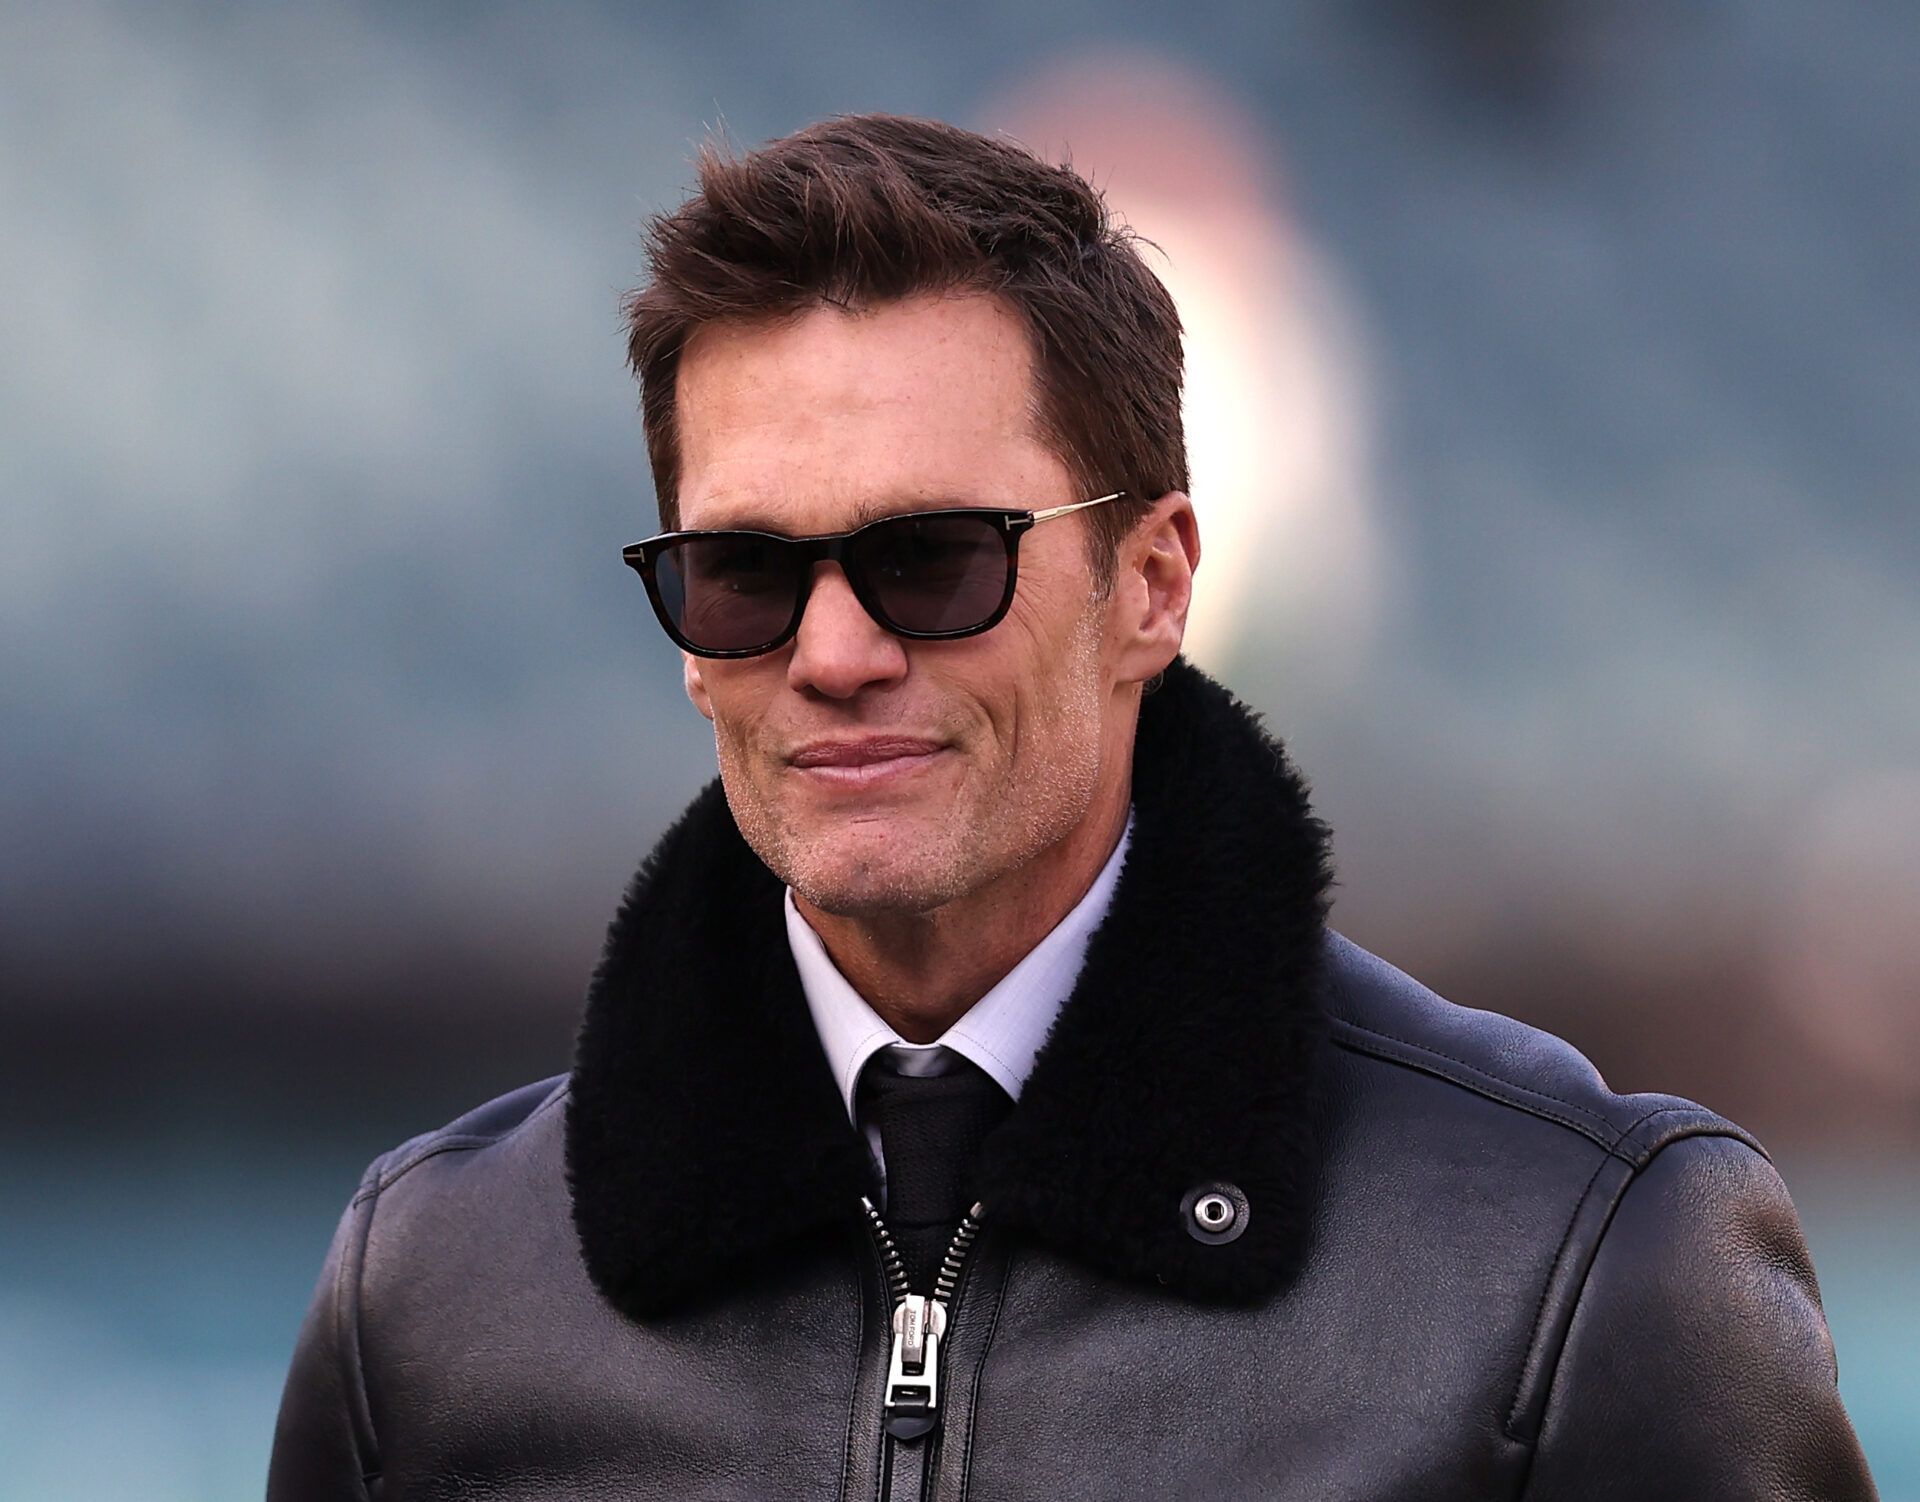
268, 115, 1877, 1499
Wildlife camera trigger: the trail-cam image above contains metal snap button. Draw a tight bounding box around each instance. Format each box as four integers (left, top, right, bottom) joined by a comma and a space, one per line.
1180, 1181, 1250, 1245
1195, 1193, 1234, 1230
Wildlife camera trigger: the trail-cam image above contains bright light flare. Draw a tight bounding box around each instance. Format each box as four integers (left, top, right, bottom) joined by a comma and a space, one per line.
982, 55, 1383, 676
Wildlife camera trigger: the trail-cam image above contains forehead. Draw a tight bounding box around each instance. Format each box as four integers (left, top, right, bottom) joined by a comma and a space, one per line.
673, 293, 1071, 532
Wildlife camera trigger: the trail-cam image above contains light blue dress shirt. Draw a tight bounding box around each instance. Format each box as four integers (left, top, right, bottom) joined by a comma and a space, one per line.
784, 811, 1134, 1183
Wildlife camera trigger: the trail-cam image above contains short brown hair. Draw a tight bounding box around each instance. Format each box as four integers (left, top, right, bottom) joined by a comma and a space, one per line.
624, 114, 1187, 579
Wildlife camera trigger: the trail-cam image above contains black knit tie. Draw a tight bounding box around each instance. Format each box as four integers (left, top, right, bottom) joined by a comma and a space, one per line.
857, 1047, 1012, 1292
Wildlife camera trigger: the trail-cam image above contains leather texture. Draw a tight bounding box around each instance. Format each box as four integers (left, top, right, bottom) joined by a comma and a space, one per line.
267, 932, 1878, 1500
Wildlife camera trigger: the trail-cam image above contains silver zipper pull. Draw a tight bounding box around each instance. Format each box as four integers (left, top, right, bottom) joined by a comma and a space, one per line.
883, 1293, 949, 1440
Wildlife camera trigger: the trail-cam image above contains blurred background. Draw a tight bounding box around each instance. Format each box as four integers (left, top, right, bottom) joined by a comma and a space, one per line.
3, 0, 1915, 1494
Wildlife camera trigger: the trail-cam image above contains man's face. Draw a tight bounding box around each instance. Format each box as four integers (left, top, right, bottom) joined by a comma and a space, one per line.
672, 292, 1136, 917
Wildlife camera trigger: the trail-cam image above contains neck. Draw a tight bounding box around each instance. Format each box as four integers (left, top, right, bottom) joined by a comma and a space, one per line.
794, 778, 1131, 1043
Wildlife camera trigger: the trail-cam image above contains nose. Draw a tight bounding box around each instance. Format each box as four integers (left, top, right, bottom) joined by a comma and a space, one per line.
786, 561, 909, 699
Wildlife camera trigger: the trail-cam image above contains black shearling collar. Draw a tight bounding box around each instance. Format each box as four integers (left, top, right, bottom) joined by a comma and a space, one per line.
565, 657, 1334, 1318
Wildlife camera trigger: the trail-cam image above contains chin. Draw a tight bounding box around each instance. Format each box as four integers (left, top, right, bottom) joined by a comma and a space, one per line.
783, 834, 974, 919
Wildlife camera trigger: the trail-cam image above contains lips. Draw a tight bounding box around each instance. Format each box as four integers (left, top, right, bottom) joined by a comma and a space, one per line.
788, 736, 946, 768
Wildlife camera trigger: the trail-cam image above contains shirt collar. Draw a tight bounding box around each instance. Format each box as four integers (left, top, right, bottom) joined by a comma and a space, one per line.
786, 810, 1134, 1123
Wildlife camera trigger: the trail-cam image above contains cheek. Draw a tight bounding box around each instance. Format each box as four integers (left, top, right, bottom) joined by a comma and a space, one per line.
703, 683, 786, 794
1006, 544, 1109, 664
983, 609, 1106, 766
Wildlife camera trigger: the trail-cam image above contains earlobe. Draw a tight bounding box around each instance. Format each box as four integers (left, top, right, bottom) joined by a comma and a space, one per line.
683, 654, 715, 721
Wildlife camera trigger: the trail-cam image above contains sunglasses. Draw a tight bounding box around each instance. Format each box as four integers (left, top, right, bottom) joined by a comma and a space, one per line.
623, 492, 1127, 659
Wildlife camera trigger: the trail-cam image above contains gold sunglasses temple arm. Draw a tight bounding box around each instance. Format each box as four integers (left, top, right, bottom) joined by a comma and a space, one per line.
1027, 491, 1127, 525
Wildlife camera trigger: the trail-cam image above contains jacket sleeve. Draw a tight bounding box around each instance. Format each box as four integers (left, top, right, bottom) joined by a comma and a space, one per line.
1522, 1132, 1877, 1501
266, 1164, 382, 1501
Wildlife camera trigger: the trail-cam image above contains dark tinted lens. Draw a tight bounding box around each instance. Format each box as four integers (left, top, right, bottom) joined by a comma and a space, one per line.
654, 533, 804, 651
852, 513, 1010, 634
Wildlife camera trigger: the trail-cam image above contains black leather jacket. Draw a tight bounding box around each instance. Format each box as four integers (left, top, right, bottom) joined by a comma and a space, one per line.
269, 662, 1876, 1499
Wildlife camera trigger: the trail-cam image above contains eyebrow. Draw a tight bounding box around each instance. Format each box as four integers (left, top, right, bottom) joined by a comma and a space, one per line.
845, 494, 980, 526
703, 494, 987, 535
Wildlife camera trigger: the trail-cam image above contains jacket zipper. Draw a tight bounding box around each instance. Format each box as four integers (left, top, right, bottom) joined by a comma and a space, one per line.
860, 1196, 986, 1443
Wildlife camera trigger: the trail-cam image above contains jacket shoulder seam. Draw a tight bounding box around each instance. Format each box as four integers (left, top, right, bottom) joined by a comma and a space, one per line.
1329, 1018, 1747, 1168
1503, 1150, 1622, 1444
356, 1083, 569, 1201
1504, 1122, 1765, 1453
1329, 1018, 1618, 1147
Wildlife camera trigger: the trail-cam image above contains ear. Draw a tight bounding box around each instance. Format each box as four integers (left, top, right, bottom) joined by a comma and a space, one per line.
1110, 492, 1200, 687
683, 652, 716, 721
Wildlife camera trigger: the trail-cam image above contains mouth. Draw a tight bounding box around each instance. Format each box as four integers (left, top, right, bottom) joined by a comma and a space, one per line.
786, 736, 950, 790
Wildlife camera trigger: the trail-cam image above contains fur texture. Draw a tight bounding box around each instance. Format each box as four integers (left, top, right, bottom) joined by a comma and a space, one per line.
565, 657, 1334, 1318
